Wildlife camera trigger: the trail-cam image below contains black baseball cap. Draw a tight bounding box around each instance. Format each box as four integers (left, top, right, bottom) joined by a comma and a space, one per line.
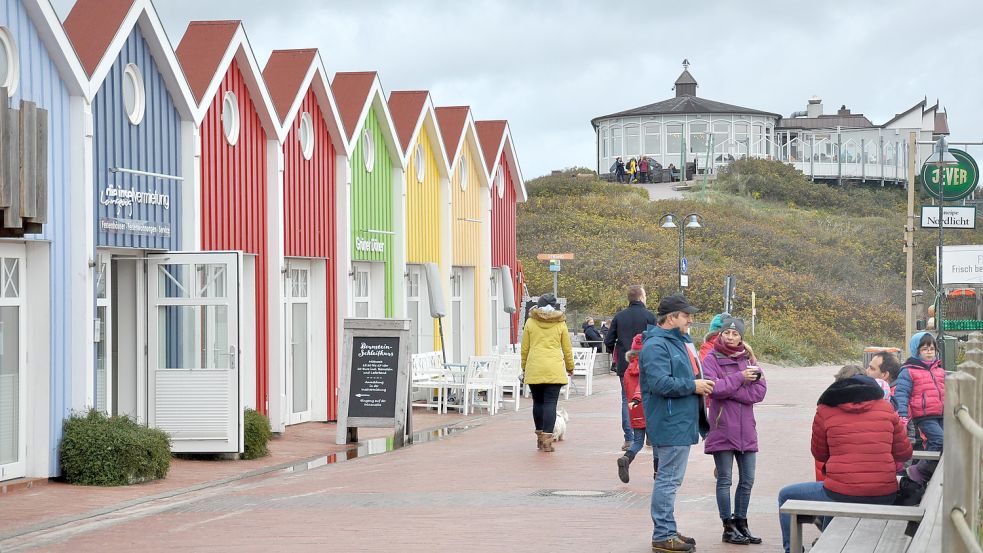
657, 293, 699, 316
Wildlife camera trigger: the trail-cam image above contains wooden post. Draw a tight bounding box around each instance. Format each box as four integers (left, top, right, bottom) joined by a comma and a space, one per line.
32, 107, 48, 225
19, 100, 37, 220
943, 371, 979, 553
3, 104, 20, 229
904, 133, 917, 342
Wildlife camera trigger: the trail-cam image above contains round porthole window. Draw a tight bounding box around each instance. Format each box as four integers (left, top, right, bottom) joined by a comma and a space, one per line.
362, 128, 375, 173
415, 143, 425, 182
496, 168, 505, 199
299, 112, 314, 160
459, 155, 468, 191
221, 91, 240, 146
0, 27, 18, 97
122, 64, 145, 125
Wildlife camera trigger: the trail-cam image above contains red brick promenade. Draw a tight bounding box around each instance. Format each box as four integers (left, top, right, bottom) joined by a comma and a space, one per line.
1, 365, 833, 552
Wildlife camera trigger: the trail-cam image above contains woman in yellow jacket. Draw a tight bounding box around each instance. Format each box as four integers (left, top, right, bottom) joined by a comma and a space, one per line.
521, 293, 574, 452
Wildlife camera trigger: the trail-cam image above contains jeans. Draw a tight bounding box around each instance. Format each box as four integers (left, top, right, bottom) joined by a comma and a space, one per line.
913, 416, 944, 480
651, 445, 690, 541
778, 481, 832, 553
625, 427, 647, 461
713, 451, 756, 520
619, 375, 634, 442
529, 384, 562, 433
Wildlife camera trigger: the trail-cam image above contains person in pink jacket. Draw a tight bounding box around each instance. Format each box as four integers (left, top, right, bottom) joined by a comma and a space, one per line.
617, 333, 659, 483
701, 316, 767, 545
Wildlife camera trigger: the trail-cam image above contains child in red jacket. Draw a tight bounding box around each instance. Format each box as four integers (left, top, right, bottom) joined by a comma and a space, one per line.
616, 334, 659, 483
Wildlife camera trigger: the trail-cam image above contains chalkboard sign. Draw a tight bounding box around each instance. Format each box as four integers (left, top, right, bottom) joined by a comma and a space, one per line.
336, 318, 412, 446
347, 336, 400, 419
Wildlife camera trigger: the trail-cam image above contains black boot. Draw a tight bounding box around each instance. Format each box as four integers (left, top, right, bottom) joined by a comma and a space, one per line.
722, 517, 751, 545
733, 516, 762, 544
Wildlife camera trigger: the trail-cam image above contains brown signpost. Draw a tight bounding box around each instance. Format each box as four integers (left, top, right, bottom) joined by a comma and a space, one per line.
536, 253, 575, 260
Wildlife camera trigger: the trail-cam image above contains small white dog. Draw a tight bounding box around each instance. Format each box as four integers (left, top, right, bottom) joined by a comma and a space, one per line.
553, 408, 569, 441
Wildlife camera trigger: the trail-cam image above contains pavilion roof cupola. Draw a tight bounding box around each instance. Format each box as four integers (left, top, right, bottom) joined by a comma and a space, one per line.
673, 59, 698, 98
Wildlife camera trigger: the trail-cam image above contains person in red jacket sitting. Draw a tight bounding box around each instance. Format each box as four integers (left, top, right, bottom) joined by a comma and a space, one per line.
616, 333, 658, 483
777, 374, 912, 553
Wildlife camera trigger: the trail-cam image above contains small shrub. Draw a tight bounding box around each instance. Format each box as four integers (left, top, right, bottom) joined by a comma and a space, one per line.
60, 410, 171, 486
242, 408, 272, 460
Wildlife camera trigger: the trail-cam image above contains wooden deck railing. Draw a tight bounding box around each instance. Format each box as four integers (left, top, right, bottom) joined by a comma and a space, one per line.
946, 333, 983, 552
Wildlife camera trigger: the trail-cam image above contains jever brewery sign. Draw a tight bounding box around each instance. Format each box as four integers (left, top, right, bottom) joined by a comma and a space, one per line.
920, 148, 979, 201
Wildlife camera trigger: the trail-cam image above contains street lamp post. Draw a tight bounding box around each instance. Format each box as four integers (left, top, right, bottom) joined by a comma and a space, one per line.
925, 136, 960, 348
660, 213, 703, 292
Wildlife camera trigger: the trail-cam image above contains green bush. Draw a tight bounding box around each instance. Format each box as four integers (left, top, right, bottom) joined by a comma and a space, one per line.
242, 408, 272, 460
60, 410, 171, 486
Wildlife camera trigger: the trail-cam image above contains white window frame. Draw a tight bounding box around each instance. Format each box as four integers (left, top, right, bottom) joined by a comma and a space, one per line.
0, 27, 19, 97
299, 112, 314, 160
643, 121, 661, 156
415, 143, 425, 183
122, 63, 145, 126
496, 168, 505, 199
459, 155, 469, 191
362, 128, 375, 172
222, 91, 240, 146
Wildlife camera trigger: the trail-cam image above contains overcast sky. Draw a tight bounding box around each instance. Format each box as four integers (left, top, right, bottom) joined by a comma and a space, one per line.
51, 0, 983, 179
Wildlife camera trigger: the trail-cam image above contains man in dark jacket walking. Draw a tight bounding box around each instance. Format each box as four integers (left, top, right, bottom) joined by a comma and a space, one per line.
582, 318, 603, 352
605, 285, 656, 450
640, 293, 714, 552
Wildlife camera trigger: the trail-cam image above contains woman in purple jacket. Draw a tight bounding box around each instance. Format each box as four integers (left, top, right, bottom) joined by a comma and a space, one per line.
702, 316, 767, 545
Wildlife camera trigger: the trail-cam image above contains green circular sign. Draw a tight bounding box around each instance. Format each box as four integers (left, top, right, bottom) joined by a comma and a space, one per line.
921, 148, 979, 201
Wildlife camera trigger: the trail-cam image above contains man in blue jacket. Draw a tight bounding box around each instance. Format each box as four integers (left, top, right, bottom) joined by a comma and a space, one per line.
640, 293, 714, 553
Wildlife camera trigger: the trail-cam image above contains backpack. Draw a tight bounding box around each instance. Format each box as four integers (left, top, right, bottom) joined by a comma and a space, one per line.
894, 475, 925, 506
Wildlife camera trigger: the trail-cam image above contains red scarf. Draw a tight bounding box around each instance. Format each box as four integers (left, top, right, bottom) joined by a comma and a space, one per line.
714, 337, 747, 359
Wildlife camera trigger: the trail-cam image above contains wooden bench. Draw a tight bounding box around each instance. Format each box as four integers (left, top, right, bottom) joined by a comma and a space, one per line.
780, 457, 943, 552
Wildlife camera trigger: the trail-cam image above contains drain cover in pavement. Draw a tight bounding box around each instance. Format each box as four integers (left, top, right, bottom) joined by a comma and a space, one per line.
532, 489, 618, 498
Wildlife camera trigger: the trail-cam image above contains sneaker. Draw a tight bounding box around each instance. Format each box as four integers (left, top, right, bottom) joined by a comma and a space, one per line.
621, 441, 632, 451
651, 537, 694, 552
617, 455, 630, 483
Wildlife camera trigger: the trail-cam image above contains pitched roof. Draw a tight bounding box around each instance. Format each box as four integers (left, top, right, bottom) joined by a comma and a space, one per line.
63, 0, 134, 76
674, 69, 697, 86
175, 20, 240, 102
880, 100, 926, 128
331, 71, 376, 141
777, 114, 873, 130
263, 49, 318, 121
475, 120, 508, 171
435, 106, 469, 162
387, 91, 429, 154
591, 95, 780, 126
20, 0, 88, 97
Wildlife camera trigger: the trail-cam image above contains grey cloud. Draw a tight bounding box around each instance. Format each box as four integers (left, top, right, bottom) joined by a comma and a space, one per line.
49, 0, 983, 178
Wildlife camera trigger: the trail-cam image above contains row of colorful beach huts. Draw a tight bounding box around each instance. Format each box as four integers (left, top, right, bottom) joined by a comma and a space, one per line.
0, 0, 526, 482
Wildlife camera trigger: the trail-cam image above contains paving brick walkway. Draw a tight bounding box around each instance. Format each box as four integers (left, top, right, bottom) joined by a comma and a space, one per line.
2, 364, 835, 552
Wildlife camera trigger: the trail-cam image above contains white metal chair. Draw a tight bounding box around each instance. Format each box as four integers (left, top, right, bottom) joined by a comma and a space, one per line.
441, 362, 468, 414
410, 351, 445, 412
495, 354, 522, 411
463, 356, 499, 415
563, 347, 596, 399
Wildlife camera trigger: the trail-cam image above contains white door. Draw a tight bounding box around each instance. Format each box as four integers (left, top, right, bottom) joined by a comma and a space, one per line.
406, 266, 422, 354
0, 247, 26, 481
285, 262, 311, 424
489, 271, 500, 352
148, 252, 241, 453
352, 261, 384, 318
451, 268, 463, 363
94, 254, 112, 414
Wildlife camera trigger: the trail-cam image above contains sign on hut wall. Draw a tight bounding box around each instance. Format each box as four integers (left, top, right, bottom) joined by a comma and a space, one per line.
0, 91, 48, 236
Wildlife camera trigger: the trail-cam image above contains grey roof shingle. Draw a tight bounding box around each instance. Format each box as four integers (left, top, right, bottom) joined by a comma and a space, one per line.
591, 96, 781, 127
